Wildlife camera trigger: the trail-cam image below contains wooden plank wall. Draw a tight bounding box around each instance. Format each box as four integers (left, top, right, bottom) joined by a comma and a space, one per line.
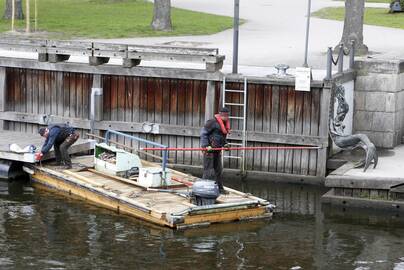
222, 82, 322, 176
101, 75, 207, 166
2, 67, 327, 177
4, 68, 92, 137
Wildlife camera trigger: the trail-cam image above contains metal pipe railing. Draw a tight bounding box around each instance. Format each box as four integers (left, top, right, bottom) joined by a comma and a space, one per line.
104, 130, 169, 180
325, 41, 356, 80
326, 47, 333, 80
337, 44, 344, 73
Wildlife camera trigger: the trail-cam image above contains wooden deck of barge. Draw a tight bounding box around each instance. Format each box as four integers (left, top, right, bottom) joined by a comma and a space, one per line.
25, 156, 273, 229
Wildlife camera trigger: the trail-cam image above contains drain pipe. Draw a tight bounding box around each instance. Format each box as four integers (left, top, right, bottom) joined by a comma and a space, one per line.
232, 0, 240, 74
90, 87, 103, 133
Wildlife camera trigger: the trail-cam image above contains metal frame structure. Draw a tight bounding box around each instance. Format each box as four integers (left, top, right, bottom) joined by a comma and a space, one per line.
222, 77, 248, 172
325, 41, 355, 80
104, 130, 169, 180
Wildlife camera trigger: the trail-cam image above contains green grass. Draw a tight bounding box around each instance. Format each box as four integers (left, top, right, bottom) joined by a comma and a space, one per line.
313, 7, 404, 30
334, 0, 391, 3
0, 0, 234, 38
366, 0, 391, 2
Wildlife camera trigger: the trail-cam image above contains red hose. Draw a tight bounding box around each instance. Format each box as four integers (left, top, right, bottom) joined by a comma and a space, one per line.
141, 146, 321, 151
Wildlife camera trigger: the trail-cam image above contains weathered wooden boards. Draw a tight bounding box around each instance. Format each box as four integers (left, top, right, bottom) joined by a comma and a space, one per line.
0, 67, 5, 130
0, 130, 95, 163
222, 81, 326, 176
1, 65, 329, 179
0, 38, 225, 71
28, 156, 272, 229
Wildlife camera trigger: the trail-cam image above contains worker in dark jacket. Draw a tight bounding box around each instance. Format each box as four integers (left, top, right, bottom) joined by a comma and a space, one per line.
200, 107, 230, 194
35, 124, 79, 169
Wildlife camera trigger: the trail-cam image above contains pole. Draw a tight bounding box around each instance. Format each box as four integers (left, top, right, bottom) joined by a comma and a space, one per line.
11, 0, 15, 32
338, 43, 344, 73
26, 0, 30, 33
325, 47, 332, 80
232, 0, 240, 74
142, 146, 321, 151
303, 0, 312, 67
34, 0, 37, 32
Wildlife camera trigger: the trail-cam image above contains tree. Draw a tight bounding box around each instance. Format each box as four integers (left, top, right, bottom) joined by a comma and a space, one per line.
337, 0, 368, 55
3, 0, 24, 20
151, 0, 172, 31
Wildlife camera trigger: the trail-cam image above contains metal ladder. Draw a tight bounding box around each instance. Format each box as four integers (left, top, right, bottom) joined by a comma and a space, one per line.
222, 77, 247, 173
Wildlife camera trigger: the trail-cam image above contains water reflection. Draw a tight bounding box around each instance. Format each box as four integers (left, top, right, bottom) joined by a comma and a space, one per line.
0, 178, 404, 269
226, 178, 327, 215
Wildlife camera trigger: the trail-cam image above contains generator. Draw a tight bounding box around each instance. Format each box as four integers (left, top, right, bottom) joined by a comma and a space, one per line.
94, 143, 142, 178
191, 179, 220, 206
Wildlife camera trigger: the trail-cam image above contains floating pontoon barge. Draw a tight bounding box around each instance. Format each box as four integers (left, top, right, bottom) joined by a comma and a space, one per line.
19, 130, 273, 229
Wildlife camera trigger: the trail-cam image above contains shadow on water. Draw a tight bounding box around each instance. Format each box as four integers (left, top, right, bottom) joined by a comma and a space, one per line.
0, 177, 404, 269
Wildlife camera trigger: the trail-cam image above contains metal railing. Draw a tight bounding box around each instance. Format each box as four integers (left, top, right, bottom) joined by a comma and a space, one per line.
325, 41, 355, 80
104, 130, 169, 180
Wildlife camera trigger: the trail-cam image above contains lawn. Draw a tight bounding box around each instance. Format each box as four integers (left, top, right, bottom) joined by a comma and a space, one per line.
334, 0, 391, 3
365, 0, 391, 2
313, 7, 404, 30
0, 0, 234, 39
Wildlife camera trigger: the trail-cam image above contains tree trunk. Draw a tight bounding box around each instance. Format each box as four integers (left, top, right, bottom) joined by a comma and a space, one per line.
337, 0, 368, 55
151, 0, 172, 31
3, 0, 24, 20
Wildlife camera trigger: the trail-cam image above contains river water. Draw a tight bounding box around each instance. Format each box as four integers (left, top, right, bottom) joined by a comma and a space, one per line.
1, 177, 404, 270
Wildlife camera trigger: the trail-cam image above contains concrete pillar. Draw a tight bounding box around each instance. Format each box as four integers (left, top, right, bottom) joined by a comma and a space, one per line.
0, 67, 6, 131
90, 74, 103, 133
204, 80, 216, 122
354, 58, 404, 148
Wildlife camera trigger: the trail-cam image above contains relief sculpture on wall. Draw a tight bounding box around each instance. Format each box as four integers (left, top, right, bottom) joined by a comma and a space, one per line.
329, 84, 378, 172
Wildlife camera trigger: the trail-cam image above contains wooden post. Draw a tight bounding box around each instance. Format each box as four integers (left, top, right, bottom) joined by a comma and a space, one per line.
90, 74, 103, 134
34, 0, 37, 32
26, 0, 30, 33
11, 0, 15, 32
205, 80, 216, 122
0, 67, 7, 130
316, 82, 332, 178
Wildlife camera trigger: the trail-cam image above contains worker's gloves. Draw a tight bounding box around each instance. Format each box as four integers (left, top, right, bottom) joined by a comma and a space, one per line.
34, 152, 43, 161
205, 146, 214, 153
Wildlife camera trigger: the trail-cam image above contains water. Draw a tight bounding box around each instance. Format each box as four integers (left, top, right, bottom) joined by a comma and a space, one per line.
1, 177, 404, 270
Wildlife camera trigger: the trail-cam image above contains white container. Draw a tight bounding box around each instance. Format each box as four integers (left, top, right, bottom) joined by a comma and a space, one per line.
138, 167, 172, 188
94, 143, 142, 176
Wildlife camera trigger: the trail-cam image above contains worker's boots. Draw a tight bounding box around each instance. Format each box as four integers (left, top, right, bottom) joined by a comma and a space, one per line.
217, 182, 229, 195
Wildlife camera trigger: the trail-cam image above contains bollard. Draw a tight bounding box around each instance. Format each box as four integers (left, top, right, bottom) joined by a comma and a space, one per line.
338, 44, 344, 73
326, 47, 332, 80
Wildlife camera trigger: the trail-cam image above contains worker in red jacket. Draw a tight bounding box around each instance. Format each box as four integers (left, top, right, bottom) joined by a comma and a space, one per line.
200, 107, 230, 194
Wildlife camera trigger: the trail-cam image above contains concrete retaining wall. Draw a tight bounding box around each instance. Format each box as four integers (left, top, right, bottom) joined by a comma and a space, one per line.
354, 59, 404, 148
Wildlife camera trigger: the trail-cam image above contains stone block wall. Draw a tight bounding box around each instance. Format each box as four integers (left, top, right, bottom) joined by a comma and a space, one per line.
354, 59, 404, 148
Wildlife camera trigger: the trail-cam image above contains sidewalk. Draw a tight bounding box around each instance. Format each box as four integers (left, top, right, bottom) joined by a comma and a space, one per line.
93, 0, 404, 69
0, 0, 402, 76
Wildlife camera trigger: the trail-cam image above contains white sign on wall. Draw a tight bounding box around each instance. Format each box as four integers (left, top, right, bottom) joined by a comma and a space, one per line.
295, 67, 312, 91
